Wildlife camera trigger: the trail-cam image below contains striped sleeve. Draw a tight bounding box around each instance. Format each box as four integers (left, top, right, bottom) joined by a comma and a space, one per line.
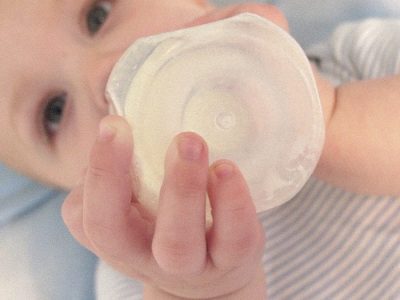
259, 178, 400, 300
307, 18, 400, 84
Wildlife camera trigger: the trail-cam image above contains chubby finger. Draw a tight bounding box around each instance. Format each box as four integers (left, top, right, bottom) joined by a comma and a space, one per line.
83, 115, 150, 264
152, 132, 209, 275
207, 160, 265, 269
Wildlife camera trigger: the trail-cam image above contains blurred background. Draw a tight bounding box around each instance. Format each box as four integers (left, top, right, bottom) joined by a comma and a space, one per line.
214, 0, 400, 47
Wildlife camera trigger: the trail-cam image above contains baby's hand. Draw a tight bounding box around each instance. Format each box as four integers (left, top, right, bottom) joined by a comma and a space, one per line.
62, 115, 266, 299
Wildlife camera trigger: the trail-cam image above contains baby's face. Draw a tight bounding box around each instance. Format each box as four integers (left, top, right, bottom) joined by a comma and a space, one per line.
0, 0, 287, 189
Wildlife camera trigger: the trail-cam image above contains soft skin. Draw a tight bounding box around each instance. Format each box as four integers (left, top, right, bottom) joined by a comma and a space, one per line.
0, 1, 287, 189
1, 0, 400, 299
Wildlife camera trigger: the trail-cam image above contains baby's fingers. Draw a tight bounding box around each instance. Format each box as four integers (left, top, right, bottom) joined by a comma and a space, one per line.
207, 161, 265, 269
152, 133, 209, 275
83, 116, 151, 266
62, 183, 92, 250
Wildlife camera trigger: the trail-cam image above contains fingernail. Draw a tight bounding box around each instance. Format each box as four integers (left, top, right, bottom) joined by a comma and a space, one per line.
178, 134, 203, 161
214, 162, 235, 179
98, 121, 117, 142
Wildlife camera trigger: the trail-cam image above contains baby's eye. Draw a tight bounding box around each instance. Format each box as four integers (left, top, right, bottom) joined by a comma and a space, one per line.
43, 94, 66, 140
87, 1, 113, 35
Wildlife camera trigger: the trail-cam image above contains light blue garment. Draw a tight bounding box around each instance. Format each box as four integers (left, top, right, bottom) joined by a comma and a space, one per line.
0, 164, 97, 299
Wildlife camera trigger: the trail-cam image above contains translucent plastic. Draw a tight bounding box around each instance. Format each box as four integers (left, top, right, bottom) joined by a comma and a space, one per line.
106, 13, 325, 216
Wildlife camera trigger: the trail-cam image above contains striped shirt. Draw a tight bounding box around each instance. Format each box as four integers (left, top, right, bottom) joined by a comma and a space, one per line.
96, 19, 400, 300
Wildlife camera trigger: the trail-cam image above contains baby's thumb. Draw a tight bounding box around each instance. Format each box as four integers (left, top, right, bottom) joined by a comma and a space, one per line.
84, 115, 135, 214
62, 115, 135, 251
62, 182, 94, 251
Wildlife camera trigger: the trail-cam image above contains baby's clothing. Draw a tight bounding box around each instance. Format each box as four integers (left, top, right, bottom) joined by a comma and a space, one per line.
95, 19, 400, 300
0, 165, 97, 299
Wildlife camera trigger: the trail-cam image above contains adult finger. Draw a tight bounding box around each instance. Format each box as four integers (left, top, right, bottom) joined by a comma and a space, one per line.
152, 132, 209, 275
207, 160, 265, 269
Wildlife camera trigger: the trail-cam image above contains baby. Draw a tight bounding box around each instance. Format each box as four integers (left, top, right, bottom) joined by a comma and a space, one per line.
0, 0, 399, 299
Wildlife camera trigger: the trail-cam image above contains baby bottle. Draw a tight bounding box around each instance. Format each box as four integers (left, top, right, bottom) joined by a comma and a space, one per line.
106, 13, 325, 217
